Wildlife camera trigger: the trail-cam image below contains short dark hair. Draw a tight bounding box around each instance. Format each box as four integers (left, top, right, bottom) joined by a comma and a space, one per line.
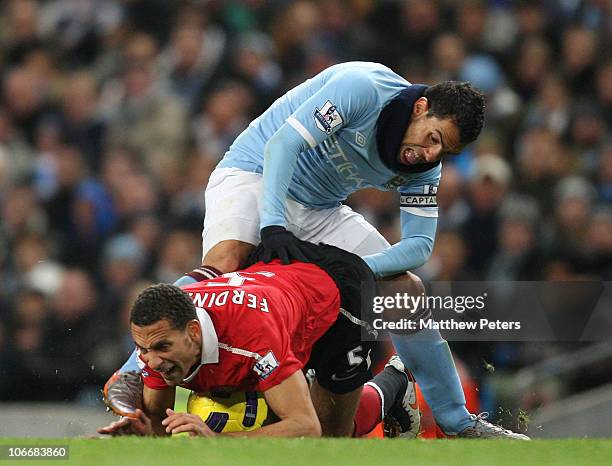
130, 283, 196, 329
423, 81, 485, 146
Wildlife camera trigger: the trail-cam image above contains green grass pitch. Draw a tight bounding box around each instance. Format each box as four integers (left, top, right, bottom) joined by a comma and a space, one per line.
1, 438, 610, 466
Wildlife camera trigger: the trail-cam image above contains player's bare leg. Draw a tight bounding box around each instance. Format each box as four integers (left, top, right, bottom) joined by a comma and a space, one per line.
202, 239, 256, 273
310, 380, 362, 437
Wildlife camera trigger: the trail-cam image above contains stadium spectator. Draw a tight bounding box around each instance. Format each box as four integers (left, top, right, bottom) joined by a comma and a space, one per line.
0, 107, 33, 188
153, 229, 201, 284
2, 67, 54, 144
486, 195, 541, 281
57, 71, 107, 171
6, 287, 49, 400
435, 165, 469, 231
463, 154, 512, 275
420, 230, 473, 282
1, 0, 42, 68
103, 34, 189, 182
99, 233, 146, 312
158, 16, 227, 111
229, 31, 283, 113
430, 33, 466, 82
191, 80, 253, 160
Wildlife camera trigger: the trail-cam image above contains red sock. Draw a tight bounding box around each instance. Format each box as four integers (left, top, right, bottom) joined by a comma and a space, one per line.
353, 384, 383, 437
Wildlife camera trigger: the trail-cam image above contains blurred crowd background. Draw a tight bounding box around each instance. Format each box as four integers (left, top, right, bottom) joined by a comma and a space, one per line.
0, 0, 610, 426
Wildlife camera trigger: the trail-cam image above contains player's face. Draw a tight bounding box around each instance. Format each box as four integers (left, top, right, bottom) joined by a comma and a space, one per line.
131, 319, 202, 385
398, 97, 462, 166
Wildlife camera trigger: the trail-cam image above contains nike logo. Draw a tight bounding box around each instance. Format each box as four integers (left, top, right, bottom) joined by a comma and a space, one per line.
331, 371, 359, 382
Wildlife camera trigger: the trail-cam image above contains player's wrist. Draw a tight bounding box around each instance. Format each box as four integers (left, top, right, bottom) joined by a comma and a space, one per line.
261, 225, 287, 235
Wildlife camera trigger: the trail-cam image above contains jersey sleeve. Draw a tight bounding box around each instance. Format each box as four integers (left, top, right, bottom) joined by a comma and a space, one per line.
140, 361, 170, 390
285, 70, 377, 148
246, 311, 304, 391
261, 71, 378, 228
252, 343, 303, 392
363, 167, 441, 277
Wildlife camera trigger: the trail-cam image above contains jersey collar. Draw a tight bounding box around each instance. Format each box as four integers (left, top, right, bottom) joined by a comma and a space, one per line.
182, 307, 219, 383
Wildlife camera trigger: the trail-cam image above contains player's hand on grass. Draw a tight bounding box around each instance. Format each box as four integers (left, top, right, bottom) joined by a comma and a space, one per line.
97, 409, 154, 436
162, 408, 217, 437
260, 226, 309, 264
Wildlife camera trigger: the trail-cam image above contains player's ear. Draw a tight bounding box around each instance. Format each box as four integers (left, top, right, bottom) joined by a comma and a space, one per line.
412, 97, 429, 117
186, 319, 201, 342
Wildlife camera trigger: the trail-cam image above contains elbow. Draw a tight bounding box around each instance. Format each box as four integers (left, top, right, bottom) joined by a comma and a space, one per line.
409, 236, 434, 270
421, 237, 434, 265
263, 136, 280, 163
309, 418, 322, 438
303, 416, 322, 437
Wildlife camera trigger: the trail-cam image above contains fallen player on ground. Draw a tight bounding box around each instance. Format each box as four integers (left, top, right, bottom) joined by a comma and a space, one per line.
99, 241, 420, 438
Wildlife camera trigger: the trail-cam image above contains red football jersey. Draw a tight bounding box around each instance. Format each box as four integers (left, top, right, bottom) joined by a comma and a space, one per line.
141, 260, 340, 392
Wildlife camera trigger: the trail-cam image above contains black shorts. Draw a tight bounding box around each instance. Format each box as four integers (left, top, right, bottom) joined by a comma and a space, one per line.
249, 241, 379, 394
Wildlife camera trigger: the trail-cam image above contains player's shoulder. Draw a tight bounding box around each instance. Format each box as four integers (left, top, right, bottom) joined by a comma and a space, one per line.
326, 61, 410, 86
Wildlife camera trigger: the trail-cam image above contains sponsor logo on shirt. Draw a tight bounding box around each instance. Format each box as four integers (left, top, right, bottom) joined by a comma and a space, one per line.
253, 351, 279, 381
324, 136, 368, 189
313, 100, 343, 134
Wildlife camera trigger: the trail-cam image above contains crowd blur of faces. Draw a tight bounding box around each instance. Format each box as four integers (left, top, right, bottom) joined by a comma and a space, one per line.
0, 0, 610, 414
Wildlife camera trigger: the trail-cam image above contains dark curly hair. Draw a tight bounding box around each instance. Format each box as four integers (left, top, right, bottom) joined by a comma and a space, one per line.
130, 283, 196, 329
423, 81, 485, 146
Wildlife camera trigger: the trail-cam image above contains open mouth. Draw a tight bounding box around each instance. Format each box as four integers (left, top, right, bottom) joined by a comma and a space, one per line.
160, 365, 177, 377
401, 148, 420, 165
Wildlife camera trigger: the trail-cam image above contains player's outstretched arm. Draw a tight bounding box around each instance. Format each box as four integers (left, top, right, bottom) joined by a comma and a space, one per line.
364, 209, 437, 277
143, 384, 176, 436
97, 385, 175, 436
162, 371, 321, 438
241, 370, 321, 437
96, 409, 154, 436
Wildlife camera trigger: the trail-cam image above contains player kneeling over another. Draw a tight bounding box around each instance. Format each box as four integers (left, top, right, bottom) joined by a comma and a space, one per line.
98, 241, 419, 438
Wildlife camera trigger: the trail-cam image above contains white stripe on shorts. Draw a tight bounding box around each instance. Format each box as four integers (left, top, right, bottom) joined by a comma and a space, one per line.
339, 308, 378, 339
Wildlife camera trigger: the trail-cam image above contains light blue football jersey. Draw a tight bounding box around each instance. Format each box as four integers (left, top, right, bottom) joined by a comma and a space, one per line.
217, 62, 441, 277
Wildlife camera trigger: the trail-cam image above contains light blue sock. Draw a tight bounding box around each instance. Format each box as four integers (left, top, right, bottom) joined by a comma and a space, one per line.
119, 274, 200, 373
391, 328, 473, 434
173, 275, 199, 287
119, 348, 141, 372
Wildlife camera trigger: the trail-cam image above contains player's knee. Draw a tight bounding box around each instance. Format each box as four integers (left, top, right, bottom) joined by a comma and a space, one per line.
203, 240, 253, 273
405, 271, 426, 296
383, 271, 431, 334
390, 271, 426, 295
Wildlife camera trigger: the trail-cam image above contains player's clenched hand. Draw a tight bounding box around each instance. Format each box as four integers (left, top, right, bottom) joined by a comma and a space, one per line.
97, 409, 153, 436
162, 408, 217, 437
260, 226, 309, 264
